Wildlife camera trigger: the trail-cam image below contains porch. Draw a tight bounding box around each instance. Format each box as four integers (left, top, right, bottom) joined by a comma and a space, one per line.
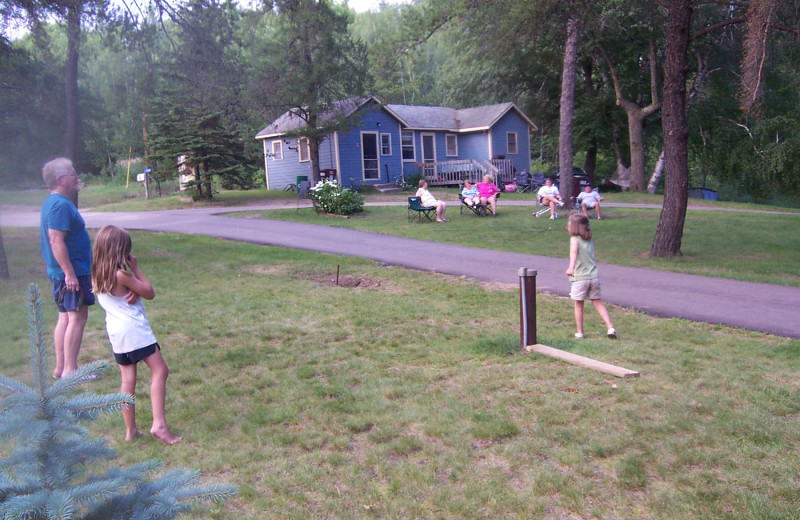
420, 158, 515, 186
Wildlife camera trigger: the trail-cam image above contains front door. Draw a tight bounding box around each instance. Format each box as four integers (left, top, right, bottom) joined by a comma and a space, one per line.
421, 133, 436, 178
361, 132, 379, 181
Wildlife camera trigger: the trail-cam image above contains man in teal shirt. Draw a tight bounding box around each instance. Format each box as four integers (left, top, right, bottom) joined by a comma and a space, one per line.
40, 158, 95, 378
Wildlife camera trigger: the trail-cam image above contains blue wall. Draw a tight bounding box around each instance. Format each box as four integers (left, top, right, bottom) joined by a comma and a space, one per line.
336, 102, 403, 187
489, 110, 531, 174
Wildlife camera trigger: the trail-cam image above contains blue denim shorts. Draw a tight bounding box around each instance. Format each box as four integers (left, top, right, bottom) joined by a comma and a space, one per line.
50, 274, 95, 312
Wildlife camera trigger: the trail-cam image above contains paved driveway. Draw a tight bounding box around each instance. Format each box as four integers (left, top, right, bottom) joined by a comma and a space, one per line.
2, 204, 798, 338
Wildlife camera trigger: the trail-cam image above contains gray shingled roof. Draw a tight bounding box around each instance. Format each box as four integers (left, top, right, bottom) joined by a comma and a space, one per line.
385, 102, 537, 132
255, 98, 536, 139
255, 96, 374, 139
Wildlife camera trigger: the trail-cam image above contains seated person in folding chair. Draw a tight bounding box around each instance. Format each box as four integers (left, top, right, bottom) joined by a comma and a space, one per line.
576, 184, 604, 220
461, 179, 481, 207
536, 178, 564, 220
416, 179, 448, 222
477, 174, 500, 216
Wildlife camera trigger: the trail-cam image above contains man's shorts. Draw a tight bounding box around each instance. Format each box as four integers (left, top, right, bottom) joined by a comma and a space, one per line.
114, 343, 160, 366
570, 278, 602, 301
51, 275, 95, 312
582, 200, 597, 208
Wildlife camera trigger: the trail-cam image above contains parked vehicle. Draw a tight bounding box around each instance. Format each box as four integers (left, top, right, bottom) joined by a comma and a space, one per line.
547, 167, 593, 199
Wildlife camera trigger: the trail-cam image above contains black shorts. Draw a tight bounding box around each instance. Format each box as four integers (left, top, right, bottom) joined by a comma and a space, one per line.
114, 343, 160, 366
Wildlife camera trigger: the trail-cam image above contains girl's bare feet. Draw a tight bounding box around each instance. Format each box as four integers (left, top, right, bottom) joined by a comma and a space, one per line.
151, 426, 181, 445
125, 429, 143, 442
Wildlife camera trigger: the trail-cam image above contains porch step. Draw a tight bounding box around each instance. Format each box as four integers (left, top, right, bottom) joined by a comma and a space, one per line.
374, 183, 403, 194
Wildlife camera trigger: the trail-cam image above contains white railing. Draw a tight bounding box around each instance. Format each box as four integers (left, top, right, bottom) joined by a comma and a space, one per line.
487, 158, 514, 185
422, 159, 487, 185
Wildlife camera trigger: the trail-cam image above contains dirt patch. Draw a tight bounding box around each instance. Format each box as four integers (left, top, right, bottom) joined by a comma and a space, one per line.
479, 280, 517, 292
303, 272, 382, 288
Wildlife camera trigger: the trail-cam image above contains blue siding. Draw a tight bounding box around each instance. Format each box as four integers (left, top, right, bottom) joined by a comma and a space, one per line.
458, 132, 489, 163
260, 102, 533, 189
489, 111, 531, 174
335, 102, 403, 187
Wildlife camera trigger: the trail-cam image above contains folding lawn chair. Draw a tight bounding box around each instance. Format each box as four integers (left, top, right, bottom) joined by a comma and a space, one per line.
459, 194, 488, 216
515, 171, 535, 193
408, 196, 436, 222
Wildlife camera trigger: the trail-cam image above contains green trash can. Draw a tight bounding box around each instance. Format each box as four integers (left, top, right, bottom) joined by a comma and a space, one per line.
296, 175, 308, 186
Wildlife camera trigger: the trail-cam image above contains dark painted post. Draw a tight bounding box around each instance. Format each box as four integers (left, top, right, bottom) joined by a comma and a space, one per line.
519, 267, 537, 348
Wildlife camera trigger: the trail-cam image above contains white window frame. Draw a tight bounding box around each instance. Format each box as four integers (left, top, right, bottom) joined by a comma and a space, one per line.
298, 137, 310, 162
380, 133, 392, 156
506, 132, 518, 155
401, 130, 416, 162
445, 134, 458, 157
271, 140, 283, 161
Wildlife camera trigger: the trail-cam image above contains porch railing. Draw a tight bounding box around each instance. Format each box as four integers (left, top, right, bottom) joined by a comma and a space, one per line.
421, 158, 514, 186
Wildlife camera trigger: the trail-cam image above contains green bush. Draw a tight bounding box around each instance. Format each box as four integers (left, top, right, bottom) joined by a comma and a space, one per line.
308, 180, 364, 216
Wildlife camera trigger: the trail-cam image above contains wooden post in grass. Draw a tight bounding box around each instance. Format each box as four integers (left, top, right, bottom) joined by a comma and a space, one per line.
518, 267, 537, 348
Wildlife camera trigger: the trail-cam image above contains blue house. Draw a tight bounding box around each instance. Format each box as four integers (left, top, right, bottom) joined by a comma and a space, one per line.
254, 96, 537, 190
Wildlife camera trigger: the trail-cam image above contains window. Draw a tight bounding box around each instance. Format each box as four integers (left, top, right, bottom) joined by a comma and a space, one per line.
506, 132, 518, 155
401, 130, 415, 161
445, 134, 458, 157
380, 133, 392, 156
271, 140, 283, 160
298, 137, 310, 162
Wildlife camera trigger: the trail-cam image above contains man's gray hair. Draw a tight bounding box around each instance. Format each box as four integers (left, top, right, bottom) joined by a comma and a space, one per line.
42, 158, 74, 189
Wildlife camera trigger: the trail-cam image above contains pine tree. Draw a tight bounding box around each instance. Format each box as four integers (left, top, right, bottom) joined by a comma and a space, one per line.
0, 284, 237, 519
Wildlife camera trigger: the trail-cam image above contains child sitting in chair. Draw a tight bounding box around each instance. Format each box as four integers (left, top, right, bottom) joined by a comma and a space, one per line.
461, 179, 480, 206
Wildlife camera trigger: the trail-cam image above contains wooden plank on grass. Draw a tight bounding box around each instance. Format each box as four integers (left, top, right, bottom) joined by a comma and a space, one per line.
524, 344, 640, 379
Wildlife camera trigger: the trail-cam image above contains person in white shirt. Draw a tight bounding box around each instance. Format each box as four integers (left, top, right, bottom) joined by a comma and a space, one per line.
536, 178, 563, 219
576, 185, 604, 220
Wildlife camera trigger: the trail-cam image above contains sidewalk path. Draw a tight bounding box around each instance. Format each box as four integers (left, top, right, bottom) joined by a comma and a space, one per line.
2, 203, 798, 338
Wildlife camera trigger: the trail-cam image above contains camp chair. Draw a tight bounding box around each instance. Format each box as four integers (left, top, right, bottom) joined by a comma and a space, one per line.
459, 194, 488, 216
515, 171, 535, 193
531, 171, 546, 189
408, 196, 436, 222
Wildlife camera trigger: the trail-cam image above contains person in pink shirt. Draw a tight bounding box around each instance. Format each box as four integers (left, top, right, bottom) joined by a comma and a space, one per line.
477, 174, 500, 216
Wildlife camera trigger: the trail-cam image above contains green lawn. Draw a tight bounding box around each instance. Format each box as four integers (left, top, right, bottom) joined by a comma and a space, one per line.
246, 201, 800, 287
2, 229, 799, 519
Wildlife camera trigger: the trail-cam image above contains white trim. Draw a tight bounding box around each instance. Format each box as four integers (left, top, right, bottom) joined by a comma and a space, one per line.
380, 133, 392, 156
401, 129, 416, 162
334, 131, 341, 182
506, 131, 518, 155
271, 140, 283, 161
298, 137, 310, 162
445, 133, 458, 157
262, 139, 270, 190
421, 132, 436, 163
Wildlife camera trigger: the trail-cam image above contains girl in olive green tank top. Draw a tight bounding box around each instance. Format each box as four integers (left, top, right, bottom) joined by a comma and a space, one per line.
565, 214, 616, 339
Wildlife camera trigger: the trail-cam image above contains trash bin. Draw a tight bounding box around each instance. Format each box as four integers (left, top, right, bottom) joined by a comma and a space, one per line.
296, 175, 308, 186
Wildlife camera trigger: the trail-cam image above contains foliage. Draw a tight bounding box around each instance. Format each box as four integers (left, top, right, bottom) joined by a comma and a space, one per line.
258, 0, 372, 183
0, 284, 237, 519
308, 179, 364, 216
148, 0, 253, 199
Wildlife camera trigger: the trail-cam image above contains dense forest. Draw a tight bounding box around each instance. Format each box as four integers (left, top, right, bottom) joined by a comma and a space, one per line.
1, 0, 799, 208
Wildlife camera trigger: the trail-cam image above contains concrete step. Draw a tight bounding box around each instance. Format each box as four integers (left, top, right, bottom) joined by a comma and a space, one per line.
374, 184, 403, 194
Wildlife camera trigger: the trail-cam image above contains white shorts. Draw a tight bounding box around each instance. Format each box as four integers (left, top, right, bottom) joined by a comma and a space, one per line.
570, 279, 602, 301
581, 200, 597, 208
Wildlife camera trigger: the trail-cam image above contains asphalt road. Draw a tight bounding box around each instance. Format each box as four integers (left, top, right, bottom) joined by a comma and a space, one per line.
2, 203, 798, 338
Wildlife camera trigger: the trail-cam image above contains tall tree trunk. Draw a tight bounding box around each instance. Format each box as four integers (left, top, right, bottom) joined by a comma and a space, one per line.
651, 0, 692, 257
601, 40, 661, 192
558, 17, 580, 202
64, 2, 82, 162
647, 148, 665, 193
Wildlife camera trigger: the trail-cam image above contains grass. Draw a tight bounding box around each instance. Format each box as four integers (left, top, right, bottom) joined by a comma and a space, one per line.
2, 228, 800, 519
245, 198, 800, 287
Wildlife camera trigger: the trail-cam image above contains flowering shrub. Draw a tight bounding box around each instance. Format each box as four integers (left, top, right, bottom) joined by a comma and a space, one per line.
309, 179, 365, 216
